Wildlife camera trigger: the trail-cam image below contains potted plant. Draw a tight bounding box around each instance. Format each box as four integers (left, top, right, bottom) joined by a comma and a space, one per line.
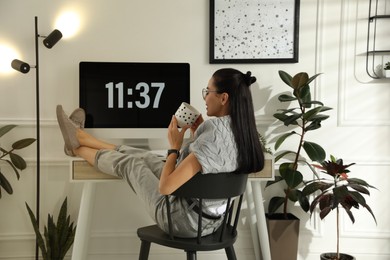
26, 197, 77, 260
265, 70, 332, 260
303, 155, 377, 260
0, 125, 36, 198
384, 62, 390, 78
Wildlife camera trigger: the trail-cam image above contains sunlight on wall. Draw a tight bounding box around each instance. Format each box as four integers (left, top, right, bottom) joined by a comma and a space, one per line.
55, 11, 81, 39
0, 44, 19, 74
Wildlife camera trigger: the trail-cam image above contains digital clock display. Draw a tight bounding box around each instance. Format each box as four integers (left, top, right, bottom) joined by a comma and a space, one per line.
79, 62, 190, 128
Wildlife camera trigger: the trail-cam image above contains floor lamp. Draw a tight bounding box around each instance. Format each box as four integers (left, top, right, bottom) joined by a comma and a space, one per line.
11, 16, 62, 260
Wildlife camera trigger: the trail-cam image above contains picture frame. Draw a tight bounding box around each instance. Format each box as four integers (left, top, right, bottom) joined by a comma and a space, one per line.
209, 0, 300, 64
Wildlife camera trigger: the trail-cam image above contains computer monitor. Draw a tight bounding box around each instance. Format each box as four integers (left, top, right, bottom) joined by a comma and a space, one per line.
79, 61, 190, 139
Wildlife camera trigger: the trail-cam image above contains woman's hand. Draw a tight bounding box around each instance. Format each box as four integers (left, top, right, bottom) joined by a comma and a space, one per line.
190, 115, 204, 136
167, 115, 190, 150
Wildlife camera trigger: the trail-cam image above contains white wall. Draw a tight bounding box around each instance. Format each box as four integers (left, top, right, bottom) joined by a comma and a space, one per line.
0, 0, 389, 259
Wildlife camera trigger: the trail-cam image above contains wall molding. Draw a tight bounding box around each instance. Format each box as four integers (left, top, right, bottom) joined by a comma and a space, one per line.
336, 0, 390, 126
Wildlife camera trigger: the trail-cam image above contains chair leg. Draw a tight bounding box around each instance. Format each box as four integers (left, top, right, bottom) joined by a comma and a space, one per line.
186, 251, 197, 260
225, 246, 237, 260
139, 240, 151, 260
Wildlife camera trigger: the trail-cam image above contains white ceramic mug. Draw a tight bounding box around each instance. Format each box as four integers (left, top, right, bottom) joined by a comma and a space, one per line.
174, 102, 201, 128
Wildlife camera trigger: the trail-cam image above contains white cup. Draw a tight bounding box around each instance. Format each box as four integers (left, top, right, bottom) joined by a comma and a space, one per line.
174, 102, 201, 128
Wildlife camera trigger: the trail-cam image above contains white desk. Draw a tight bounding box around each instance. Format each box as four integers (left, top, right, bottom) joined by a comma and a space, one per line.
70, 155, 274, 260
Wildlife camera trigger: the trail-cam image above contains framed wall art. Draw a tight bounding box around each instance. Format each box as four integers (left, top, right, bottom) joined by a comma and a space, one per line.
209, 0, 300, 64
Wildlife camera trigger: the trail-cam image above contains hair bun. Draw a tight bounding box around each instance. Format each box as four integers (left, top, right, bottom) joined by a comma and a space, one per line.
244, 71, 256, 86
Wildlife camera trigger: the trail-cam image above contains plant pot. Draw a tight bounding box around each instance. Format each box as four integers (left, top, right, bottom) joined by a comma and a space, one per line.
385, 70, 390, 78
266, 213, 300, 260
320, 252, 356, 260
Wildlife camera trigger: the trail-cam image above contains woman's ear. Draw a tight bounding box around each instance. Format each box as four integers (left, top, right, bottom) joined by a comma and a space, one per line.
221, 93, 229, 105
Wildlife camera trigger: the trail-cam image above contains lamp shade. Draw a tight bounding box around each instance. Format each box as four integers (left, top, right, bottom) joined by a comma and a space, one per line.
43, 29, 62, 49
11, 59, 30, 74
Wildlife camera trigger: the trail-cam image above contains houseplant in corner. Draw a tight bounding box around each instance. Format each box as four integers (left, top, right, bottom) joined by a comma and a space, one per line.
303, 155, 377, 260
0, 125, 36, 198
26, 197, 77, 260
265, 70, 332, 260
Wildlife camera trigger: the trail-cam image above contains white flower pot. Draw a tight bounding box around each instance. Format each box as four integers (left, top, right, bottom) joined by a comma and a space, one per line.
385, 70, 390, 78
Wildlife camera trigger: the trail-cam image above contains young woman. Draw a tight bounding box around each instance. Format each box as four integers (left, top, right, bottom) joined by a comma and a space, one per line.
57, 68, 264, 237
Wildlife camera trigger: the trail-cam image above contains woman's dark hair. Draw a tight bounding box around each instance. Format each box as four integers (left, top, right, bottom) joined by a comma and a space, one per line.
212, 68, 264, 173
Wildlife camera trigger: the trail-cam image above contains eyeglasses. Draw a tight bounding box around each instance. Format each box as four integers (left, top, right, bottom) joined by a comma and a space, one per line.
202, 88, 221, 100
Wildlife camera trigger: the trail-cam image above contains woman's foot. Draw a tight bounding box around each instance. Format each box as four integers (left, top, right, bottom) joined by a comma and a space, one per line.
69, 108, 85, 129
56, 105, 82, 156
63, 108, 86, 156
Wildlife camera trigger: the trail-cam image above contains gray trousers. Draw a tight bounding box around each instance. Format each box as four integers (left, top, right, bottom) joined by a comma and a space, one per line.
94, 145, 223, 238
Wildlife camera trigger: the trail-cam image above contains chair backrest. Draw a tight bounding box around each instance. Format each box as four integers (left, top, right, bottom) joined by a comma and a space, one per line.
171, 172, 248, 199
166, 172, 248, 243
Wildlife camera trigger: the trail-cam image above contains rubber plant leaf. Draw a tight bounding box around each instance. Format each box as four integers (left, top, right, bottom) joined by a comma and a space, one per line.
268, 196, 285, 214
274, 131, 296, 150
279, 163, 303, 189
291, 72, 309, 90
278, 70, 292, 87
303, 141, 326, 162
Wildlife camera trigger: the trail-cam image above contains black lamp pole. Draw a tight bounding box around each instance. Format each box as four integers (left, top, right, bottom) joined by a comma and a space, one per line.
11, 16, 62, 260
34, 16, 41, 260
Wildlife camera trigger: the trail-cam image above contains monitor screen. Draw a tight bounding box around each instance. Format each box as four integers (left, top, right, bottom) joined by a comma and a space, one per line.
79, 62, 190, 132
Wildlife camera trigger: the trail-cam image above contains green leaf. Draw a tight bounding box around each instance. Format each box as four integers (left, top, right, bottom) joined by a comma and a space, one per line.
348, 190, 367, 206
274, 132, 296, 150
274, 150, 296, 162
297, 190, 310, 212
349, 184, 370, 195
268, 196, 285, 214
26, 198, 76, 259
302, 100, 324, 106
265, 176, 283, 187
278, 94, 297, 102
307, 114, 330, 122
278, 70, 292, 87
305, 120, 322, 132
302, 160, 321, 179
0, 171, 13, 195
0, 125, 17, 138
3, 159, 21, 179
286, 188, 299, 202
12, 138, 36, 150
26, 202, 48, 259
279, 163, 303, 189
303, 106, 332, 121
277, 108, 299, 114
273, 113, 288, 122
302, 181, 332, 196
299, 85, 312, 107
347, 178, 376, 189
306, 73, 323, 85
44, 226, 50, 259
303, 141, 326, 162
303, 106, 325, 121
10, 153, 27, 170
283, 114, 301, 126
291, 72, 309, 90
58, 198, 68, 251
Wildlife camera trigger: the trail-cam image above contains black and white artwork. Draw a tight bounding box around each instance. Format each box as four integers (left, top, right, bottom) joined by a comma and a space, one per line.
209, 0, 300, 63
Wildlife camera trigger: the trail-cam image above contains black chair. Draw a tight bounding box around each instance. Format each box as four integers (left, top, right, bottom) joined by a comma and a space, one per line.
137, 172, 248, 260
